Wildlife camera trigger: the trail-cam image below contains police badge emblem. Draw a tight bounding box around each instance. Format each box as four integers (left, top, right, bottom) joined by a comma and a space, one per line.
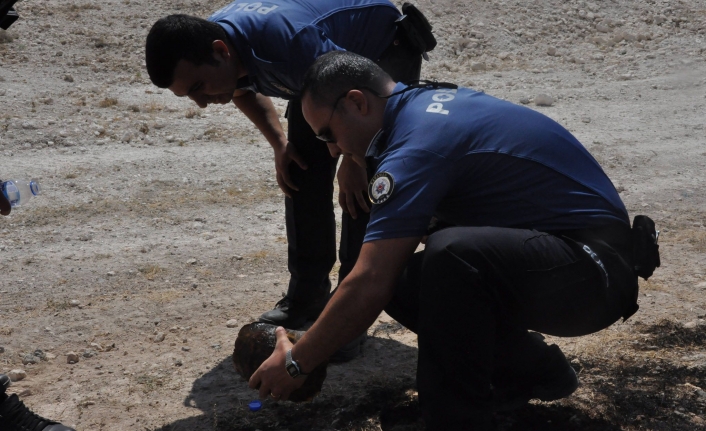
368, 172, 395, 204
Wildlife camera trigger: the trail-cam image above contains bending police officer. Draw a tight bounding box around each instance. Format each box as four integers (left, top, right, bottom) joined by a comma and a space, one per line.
145, 0, 432, 339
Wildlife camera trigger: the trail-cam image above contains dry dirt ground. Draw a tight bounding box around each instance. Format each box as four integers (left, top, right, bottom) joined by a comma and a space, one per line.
1, 0, 705, 430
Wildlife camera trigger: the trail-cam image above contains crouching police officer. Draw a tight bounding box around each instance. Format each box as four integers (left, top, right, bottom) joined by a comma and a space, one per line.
145, 0, 434, 343
249, 51, 660, 430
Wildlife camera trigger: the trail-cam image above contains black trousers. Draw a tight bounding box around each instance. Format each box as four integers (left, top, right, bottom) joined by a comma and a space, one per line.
384, 225, 638, 430
283, 36, 423, 305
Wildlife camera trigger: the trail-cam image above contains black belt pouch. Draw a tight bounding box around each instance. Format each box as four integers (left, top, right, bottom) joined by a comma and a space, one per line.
632, 215, 661, 280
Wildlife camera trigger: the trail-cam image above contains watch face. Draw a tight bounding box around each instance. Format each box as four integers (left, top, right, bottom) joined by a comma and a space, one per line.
286, 363, 298, 377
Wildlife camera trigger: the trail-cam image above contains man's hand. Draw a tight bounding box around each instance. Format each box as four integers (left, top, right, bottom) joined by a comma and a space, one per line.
249, 326, 306, 401
231, 92, 305, 197
338, 156, 370, 219
274, 142, 308, 197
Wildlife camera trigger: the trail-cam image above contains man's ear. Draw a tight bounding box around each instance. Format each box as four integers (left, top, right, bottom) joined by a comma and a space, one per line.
211, 40, 230, 60
346, 90, 369, 116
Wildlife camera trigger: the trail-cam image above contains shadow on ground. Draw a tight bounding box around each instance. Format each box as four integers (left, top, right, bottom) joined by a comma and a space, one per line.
152, 334, 419, 431
153, 320, 706, 431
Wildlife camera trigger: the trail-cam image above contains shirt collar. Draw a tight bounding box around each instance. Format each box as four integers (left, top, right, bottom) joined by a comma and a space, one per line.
365, 129, 385, 159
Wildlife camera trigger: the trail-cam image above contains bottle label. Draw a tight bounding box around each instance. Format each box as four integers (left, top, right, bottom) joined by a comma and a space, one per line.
3, 182, 20, 207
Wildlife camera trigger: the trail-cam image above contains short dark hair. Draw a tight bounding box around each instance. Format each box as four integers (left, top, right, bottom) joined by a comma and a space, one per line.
301, 51, 392, 107
145, 14, 227, 88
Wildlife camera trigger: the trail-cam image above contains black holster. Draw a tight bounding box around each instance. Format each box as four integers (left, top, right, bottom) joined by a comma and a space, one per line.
395, 3, 437, 59
631, 215, 661, 280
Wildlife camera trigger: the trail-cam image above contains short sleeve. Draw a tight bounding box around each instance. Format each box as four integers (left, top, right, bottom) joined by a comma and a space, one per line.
364, 149, 453, 242
246, 24, 345, 93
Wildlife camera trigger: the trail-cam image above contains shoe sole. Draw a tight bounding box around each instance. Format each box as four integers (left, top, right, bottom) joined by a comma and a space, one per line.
532, 366, 579, 401
493, 366, 579, 412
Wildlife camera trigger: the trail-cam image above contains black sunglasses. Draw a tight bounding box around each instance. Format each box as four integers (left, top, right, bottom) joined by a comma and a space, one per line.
315, 90, 350, 143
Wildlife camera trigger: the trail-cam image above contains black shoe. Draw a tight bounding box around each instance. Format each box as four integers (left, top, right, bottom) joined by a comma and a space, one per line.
1, 374, 10, 395
491, 344, 579, 412
330, 333, 367, 363
0, 374, 75, 431
258, 296, 327, 329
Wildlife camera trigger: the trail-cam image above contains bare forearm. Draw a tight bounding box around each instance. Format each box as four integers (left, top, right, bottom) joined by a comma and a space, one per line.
292, 270, 392, 373
290, 237, 421, 374
232, 92, 287, 149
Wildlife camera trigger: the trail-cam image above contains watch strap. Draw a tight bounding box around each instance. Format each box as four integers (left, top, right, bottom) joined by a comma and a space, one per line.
285, 349, 307, 378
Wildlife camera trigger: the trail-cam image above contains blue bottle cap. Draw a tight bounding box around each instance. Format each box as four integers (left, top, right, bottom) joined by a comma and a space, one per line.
248, 400, 262, 412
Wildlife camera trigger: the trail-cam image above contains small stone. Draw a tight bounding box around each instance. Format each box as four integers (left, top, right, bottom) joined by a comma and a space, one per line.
66, 352, 80, 364
471, 62, 487, 71
697, 389, 706, 400
581, 117, 592, 123
181, 346, 191, 352
186, 258, 197, 265
153, 332, 166, 343
174, 359, 183, 366
534, 94, 554, 107
232, 255, 243, 261
64, 75, 74, 83
596, 23, 611, 33
106, 271, 115, 277
547, 46, 557, 56
519, 97, 531, 105
226, 319, 239, 328
0, 346, 4, 354
82, 349, 97, 358
7, 369, 27, 382
18, 389, 32, 397
684, 320, 700, 329
22, 354, 39, 365
69, 300, 80, 307
498, 52, 510, 60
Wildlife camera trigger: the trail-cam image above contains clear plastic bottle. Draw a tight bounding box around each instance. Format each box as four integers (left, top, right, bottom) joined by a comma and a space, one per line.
1, 179, 41, 207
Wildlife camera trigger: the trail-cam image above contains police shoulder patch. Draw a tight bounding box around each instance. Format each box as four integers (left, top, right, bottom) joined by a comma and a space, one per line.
368, 172, 395, 205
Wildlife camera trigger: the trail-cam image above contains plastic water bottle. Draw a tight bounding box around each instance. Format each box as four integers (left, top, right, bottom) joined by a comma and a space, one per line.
1, 179, 41, 208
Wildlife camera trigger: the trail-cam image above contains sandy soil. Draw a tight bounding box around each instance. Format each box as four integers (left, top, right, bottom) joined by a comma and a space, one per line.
1, 0, 705, 430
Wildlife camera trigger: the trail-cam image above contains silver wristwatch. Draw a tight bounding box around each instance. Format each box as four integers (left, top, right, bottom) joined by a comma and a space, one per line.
285, 349, 307, 378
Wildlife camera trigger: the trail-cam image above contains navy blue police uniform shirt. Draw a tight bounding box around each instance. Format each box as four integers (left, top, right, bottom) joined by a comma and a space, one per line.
364, 83, 630, 242
208, 0, 400, 99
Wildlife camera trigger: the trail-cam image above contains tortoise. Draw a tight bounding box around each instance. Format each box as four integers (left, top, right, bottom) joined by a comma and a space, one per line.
232, 322, 328, 402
